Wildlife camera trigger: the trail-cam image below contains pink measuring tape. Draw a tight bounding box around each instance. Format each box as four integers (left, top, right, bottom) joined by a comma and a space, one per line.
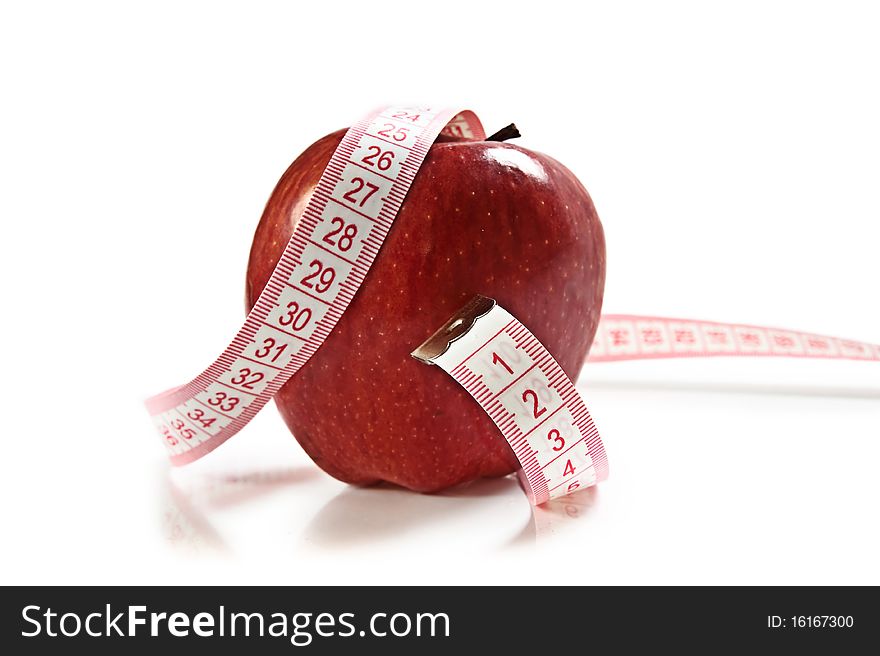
146, 106, 484, 464
411, 296, 608, 505
588, 316, 879, 363
147, 105, 878, 505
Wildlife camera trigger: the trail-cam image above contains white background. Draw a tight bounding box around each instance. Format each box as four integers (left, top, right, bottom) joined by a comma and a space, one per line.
1, 1, 877, 585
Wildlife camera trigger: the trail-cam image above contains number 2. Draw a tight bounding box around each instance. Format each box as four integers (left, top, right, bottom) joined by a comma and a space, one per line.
322, 217, 358, 252
377, 123, 409, 142
390, 111, 420, 122
300, 259, 336, 293
522, 389, 547, 419
361, 146, 395, 171
230, 368, 264, 390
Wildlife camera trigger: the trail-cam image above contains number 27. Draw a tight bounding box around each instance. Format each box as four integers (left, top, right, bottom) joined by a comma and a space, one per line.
342, 177, 379, 207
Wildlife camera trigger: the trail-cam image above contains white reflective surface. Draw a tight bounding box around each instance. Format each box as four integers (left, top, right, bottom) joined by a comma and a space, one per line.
2, 1, 879, 586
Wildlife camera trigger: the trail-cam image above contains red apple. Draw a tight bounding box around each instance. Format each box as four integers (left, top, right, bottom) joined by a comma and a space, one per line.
245, 124, 605, 492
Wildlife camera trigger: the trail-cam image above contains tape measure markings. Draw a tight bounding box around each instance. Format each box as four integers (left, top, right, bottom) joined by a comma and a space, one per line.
589, 315, 880, 362
147, 106, 487, 464
412, 295, 609, 505
149, 103, 876, 501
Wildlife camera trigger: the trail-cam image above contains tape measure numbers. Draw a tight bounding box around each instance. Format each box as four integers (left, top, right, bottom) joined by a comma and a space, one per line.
146, 106, 486, 465
588, 316, 880, 363
412, 295, 608, 505
147, 104, 878, 505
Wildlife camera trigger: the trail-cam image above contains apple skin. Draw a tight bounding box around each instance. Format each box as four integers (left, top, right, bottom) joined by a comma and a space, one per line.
246, 129, 605, 492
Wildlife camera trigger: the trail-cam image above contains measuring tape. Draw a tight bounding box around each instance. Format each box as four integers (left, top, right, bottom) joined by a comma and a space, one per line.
147, 104, 878, 505
146, 106, 485, 465
588, 316, 879, 363
412, 295, 608, 505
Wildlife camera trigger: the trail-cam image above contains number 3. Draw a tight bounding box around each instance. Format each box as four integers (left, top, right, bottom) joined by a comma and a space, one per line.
279, 301, 312, 331
547, 428, 565, 451
207, 391, 240, 412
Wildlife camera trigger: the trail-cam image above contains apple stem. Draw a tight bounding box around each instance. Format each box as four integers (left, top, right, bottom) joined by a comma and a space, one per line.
486, 123, 521, 142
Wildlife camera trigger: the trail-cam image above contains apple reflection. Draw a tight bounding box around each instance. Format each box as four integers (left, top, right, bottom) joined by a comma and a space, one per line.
159, 469, 597, 553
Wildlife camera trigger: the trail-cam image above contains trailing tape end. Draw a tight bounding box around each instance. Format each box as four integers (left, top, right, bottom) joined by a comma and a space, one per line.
411, 295, 497, 364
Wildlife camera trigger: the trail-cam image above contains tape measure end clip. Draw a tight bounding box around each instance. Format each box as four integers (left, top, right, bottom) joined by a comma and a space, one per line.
411, 295, 497, 364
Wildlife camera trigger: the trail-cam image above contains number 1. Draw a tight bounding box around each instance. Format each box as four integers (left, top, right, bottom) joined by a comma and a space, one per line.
492, 352, 513, 375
